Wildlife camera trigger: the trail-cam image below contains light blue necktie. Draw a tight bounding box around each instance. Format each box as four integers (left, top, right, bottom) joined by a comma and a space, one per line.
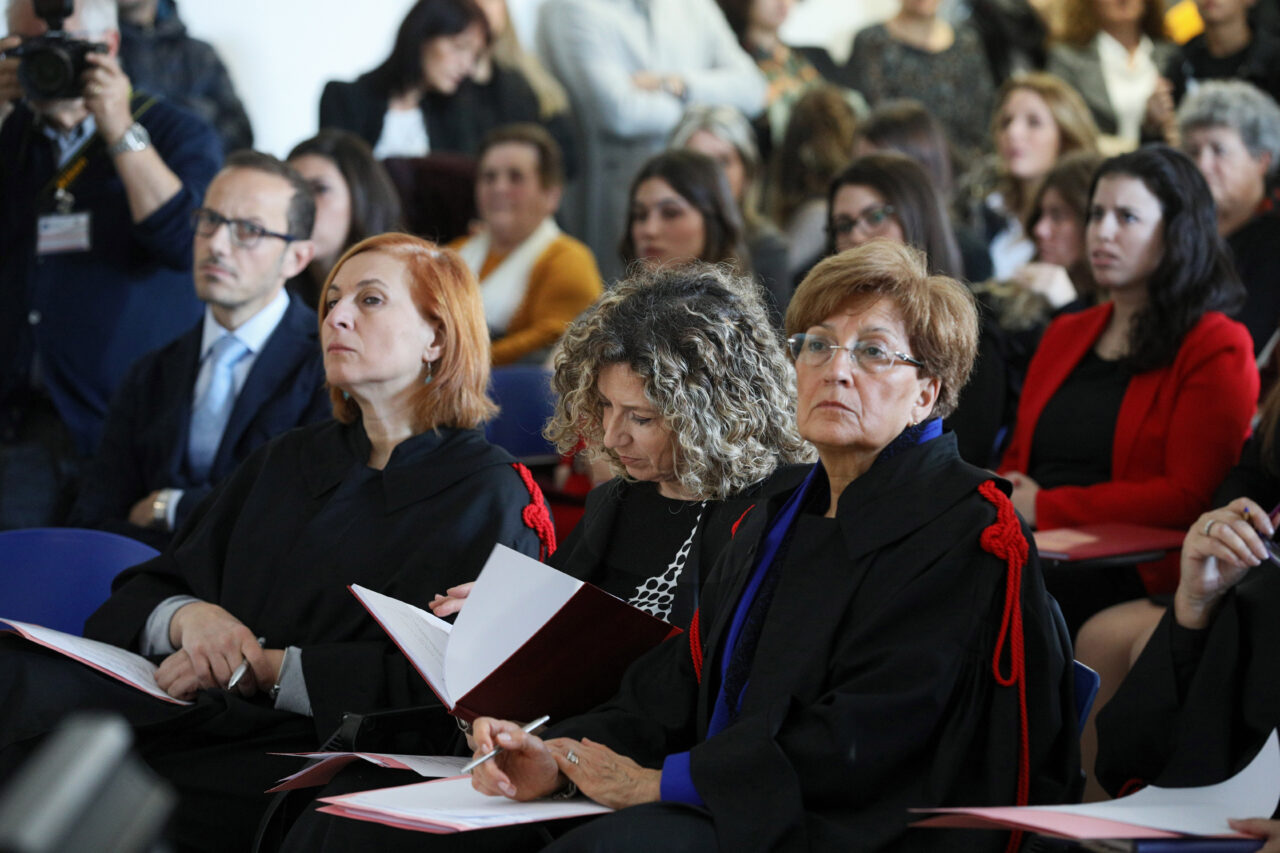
188, 334, 249, 480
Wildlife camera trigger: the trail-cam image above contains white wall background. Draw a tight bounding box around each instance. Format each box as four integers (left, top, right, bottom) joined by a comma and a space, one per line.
5, 0, 887, 157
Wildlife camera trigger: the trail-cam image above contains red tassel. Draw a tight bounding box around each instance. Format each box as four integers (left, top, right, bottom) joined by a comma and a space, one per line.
688, 608, 703, 683
512, 463, 556, 561
730, 505, 755, 538
977, 480, 1031, 853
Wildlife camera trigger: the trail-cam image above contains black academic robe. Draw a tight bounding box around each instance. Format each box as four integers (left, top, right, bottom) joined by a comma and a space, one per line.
85, 418, 552, 738
1095, 567, 1280, 808
2, 419, 552, 851
551, 434, 1081, 852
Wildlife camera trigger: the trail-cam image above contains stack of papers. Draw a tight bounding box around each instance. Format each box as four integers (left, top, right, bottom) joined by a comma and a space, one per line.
318, 776, 611, 833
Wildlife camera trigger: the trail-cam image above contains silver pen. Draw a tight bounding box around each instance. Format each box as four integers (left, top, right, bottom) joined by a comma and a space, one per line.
227, 636, 266, 690
461, 715, 551, 773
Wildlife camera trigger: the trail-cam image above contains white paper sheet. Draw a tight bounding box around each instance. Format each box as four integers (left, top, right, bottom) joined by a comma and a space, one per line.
320, 775, 611, 832
916, 729, 1280, 840
349, 586, 454, 706
445, 544, 582, 701
0, 618, 192, 705
1035, 729, 1280, 836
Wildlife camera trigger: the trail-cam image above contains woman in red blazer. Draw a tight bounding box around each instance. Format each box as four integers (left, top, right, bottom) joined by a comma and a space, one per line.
999, 146, 1258, 633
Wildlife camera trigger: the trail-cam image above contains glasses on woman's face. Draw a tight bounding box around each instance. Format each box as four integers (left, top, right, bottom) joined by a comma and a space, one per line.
191, 208, 296, 250
829, 204, 896, 238
787, 333, 924, 373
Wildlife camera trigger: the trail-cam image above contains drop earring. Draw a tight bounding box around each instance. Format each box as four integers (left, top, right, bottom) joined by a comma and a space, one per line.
423, 361, 435, 385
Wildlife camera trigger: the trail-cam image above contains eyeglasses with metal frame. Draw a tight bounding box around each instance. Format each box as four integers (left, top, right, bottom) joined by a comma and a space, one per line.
787, 333, 924, 373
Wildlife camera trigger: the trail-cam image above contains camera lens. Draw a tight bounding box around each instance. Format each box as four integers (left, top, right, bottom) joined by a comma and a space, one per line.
19, 45, 76, 100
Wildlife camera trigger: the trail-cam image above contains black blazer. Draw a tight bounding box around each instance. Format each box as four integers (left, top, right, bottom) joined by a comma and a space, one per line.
318, 67, 556, 162
68, 292, 330, 546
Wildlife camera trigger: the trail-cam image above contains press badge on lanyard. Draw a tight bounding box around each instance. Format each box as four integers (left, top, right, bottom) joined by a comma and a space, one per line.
37, 211, 92, 254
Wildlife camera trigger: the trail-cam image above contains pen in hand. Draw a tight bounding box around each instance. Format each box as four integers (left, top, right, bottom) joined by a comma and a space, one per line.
462, 715, 551, 773
227, 636, 266, 690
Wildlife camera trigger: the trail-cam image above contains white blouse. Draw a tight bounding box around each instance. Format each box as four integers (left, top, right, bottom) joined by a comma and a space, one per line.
372, 108, 431, 159
1096, 31, 1158, 146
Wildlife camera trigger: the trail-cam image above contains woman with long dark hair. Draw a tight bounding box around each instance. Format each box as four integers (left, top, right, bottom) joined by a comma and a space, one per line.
319, 0, 547, 160
619, 149, 749, 273
286, 130, 404, 308
999, 145, 1258, 635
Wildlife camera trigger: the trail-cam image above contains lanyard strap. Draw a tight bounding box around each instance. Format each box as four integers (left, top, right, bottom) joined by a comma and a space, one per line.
32, 94, 158, 204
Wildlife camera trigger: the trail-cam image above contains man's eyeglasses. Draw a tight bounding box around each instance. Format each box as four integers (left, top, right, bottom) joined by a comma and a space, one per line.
787, 333, 924, 373
829, 205, 896, 237
191, 209, 296, 250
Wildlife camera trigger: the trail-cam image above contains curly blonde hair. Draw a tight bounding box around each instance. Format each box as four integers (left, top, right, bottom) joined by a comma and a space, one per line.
546, 264, 813, 499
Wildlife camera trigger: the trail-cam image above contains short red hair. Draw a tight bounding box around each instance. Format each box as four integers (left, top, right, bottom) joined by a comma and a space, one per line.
319, 232, 498, 431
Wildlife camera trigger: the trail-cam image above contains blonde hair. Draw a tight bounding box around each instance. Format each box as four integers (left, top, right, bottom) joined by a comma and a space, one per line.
993, 72, 1101, 216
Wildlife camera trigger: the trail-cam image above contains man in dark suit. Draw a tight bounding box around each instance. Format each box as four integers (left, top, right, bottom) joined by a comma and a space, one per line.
69, 150, 330, 547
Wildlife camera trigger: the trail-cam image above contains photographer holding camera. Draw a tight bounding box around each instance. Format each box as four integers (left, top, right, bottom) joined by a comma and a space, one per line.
0, 0, 221, 529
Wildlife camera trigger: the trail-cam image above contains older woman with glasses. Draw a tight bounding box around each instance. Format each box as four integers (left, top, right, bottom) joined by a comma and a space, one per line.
457, 240, 1079, 853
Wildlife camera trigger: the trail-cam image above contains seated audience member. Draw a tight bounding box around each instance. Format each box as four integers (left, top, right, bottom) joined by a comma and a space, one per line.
116, 0, 253, 153
1162, 0, 1280, 108
959, 73, 1100, 279
1076, 376, 1280, 800
999, 146, 1258, 636
620, 150, 750, 274
975, 150, 1104, 342
1046, 0, 1176, 149
469, 0, 577, 176
769, 84, 861, 280
846, 0, 997, 164
1094, 493, 1280, 842
279, 263, 815, 852
536, 0, 766, 282
457, 241, 1080, 852
670, 104, 790, 318
286, 129, 404, 309
714, 0, 828, 146
68, 152, 330, 548
1178, 80, 1280, 357
450, 124, 602, 365
855, 99, 995, 281
0, 235, 554, 852
320, 0, 527, 160
826, 153, 1012, 468
0, 0, 221, 529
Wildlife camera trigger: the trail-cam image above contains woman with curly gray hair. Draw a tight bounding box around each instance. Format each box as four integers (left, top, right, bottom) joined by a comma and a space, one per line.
536, 262, 811, 625
1178, 80, 1280, 356
428, 262, 810, 630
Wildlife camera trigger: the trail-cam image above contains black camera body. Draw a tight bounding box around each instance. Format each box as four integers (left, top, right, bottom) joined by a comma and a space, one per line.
10, 0, 108, 101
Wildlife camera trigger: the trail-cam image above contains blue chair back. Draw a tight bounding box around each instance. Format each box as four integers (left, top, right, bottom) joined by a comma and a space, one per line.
485, 366, 559, 464
1073, 660, 1101, 736
0, 528, 159, 635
